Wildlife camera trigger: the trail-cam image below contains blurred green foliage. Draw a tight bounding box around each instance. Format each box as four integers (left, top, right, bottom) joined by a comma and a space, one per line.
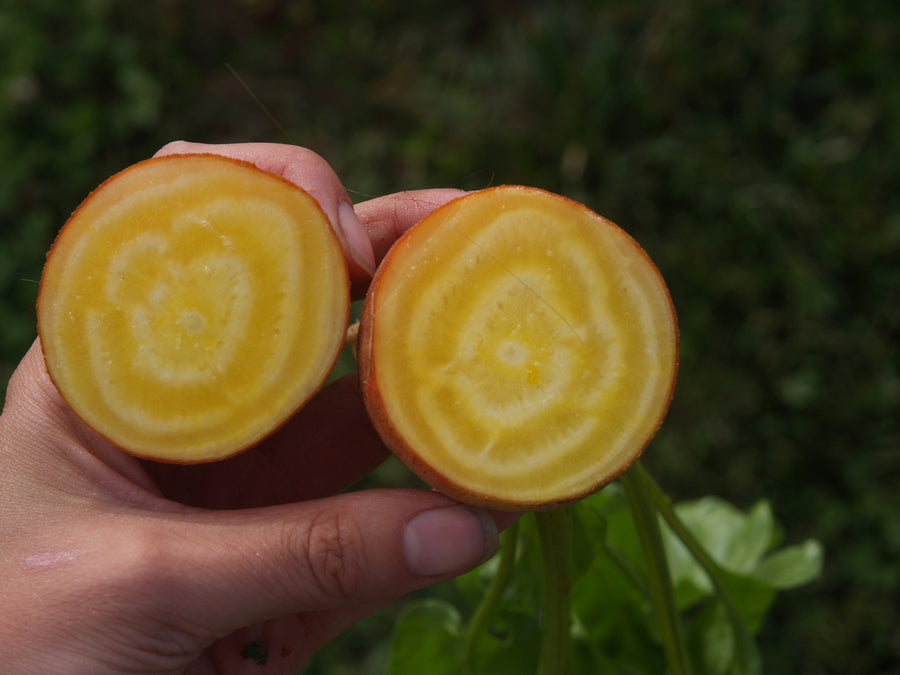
386, 486, 822, 674
1, 0, 897, 672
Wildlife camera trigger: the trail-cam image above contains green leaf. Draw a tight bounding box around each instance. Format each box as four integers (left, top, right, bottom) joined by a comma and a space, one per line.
715, 568, 777, 633
673, 498, 776, 575
456, 554, 500, 611
386, 599, 464, 675
752, 539, 824, 589
468, 607, 543, 675
723, 501, 779, 573
488, 515, 544, 611
572, 550, 663, 673
577, 484, 645, 569
689, 601, 763, 675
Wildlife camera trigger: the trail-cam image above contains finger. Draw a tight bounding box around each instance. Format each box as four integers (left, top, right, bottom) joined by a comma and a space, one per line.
125, 490, 503, 669
153, 141, 377, 284
143, 373, 390, 509
264, 508, 519, 662
354, 188, 466, 262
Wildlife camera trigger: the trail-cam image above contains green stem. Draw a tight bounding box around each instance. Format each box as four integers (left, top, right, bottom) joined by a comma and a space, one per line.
620, 462, 693, 675
464, 519, 520, 674
535, 506, 573, 675
641, 465, 761, 675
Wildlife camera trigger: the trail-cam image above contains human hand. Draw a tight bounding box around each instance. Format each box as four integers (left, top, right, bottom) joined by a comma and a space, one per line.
0, 142, 513, 674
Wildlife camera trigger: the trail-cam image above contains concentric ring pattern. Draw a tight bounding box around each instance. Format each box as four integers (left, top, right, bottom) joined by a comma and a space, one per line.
365, 186, 678, 507
39, 155, 349, 462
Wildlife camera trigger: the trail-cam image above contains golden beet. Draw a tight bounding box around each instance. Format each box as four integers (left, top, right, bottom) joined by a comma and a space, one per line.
38, 154, 350, 463
358, 186, 678, 510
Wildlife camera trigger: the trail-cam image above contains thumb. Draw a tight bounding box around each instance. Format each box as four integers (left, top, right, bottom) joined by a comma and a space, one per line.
159, 489, 500, 660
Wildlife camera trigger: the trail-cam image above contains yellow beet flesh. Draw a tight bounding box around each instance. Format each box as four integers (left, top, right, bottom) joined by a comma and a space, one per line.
38, 154, 350, 462
358, 186, 678, 510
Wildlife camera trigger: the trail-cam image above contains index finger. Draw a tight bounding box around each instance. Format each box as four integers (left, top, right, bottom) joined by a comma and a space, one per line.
154, 141, 379, 285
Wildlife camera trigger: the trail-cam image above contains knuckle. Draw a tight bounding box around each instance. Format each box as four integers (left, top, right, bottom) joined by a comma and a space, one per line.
154, 140, 193, 156
285, 509, 366, 603
107, 523, 175, 593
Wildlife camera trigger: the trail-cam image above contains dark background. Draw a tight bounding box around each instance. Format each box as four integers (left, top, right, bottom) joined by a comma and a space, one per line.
2, 1, 898, 672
